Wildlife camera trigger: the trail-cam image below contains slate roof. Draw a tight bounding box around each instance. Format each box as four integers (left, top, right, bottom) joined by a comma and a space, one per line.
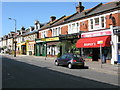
65, 2, 120, 22
22, 30, 38, 36
39, 15, 66, 30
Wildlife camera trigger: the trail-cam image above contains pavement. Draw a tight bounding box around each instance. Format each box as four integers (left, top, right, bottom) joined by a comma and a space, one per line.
32, 55, 119, 75
1, 54, 119, 75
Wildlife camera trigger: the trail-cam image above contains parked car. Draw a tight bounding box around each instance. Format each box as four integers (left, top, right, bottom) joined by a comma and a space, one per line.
54, 53, 85, 69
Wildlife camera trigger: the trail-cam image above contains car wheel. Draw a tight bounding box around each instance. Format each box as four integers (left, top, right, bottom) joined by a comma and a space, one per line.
68, 63, 72, 69
55, 61, 59, 66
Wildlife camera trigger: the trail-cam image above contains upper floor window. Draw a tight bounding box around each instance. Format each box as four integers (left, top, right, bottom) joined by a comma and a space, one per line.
101, 16, 105, 28
52, 27, 61, 37
41, 31, 47, 38
76, 22, 79, 32
94, 18, 99, 25
90, 19, 93, 29
90, 16, 105, 30
68, 22, 80, 34
72, 23, 75, 31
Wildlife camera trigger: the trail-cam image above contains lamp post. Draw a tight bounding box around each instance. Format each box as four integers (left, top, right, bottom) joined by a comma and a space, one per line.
8, 18, 17, 57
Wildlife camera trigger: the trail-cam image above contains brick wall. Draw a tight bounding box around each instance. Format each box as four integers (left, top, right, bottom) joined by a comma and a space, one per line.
61, 25, 68, 35
47, 30, 52, 37
106, 13, 120, 28
80, 20, 89, 31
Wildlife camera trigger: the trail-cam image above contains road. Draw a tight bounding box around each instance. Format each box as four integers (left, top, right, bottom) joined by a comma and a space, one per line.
2, 55, 119, 88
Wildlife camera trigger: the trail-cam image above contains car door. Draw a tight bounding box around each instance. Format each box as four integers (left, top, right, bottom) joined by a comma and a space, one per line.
59, 54, 67, 65
66, 54, 73, 64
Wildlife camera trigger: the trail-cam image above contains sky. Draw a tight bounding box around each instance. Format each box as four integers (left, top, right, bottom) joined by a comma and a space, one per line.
1, 1, 111, 37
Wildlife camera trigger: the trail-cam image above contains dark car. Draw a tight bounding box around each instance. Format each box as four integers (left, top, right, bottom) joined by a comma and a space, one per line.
54, 53, 85, 69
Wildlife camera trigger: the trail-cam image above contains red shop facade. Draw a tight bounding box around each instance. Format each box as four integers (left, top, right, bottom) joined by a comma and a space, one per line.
76, 29, 112, 63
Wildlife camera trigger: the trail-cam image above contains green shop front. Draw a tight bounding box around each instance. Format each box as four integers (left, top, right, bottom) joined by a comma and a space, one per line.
59, 33, 81, 55
35, 38, 47, 56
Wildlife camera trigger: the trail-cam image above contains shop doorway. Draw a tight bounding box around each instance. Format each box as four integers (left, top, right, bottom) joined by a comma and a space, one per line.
92, 48, 99, 61
21, 45, 26, 55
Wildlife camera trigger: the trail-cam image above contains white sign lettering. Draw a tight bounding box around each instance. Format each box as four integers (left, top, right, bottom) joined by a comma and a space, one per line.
84, 43, 96, 46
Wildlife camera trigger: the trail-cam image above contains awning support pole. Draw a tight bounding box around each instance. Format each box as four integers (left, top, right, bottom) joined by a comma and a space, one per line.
100, 44, 102, 68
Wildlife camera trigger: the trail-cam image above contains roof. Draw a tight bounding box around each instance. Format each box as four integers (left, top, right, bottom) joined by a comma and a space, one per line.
51, 15, 72, 27
22, 30, 38, 36
65, 2, 120, 22
39, 15, 66, 30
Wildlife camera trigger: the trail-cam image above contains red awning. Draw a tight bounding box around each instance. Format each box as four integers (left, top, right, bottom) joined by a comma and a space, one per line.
76, 36, 111, 48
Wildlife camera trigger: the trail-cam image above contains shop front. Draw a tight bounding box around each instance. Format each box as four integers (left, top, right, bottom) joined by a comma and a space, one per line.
35, 37, 59, 57
27, 41, 35, 55
59, 33, 81, 55
16, 43, 21, 55
21, 42, 26, 55
45, 37, 59, 57
35, 39, 46, 56
76, 29, 112, 63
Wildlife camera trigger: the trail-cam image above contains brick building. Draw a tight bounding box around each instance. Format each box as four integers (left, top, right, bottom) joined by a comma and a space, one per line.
36, 2, 120, 64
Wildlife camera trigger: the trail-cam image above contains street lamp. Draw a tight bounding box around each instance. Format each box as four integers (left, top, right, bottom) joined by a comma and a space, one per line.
8, 17, 17, 57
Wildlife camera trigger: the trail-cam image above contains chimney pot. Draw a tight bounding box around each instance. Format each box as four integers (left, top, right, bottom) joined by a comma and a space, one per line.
76, 2, 84, 13
50, 16, 56, 22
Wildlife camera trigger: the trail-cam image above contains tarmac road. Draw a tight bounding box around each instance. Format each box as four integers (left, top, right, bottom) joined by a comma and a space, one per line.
2, 55, 119, 88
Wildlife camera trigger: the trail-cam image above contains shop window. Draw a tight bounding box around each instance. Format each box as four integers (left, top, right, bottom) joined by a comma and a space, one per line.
94, 18, 99, 25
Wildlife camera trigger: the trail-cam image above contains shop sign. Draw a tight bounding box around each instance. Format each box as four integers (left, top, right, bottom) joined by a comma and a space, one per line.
36, 40, 43, 43
84, 43, 96, 46
81, 30, 111, 38
60, 35, 78, 40
28, 41, 35, 45
97, 41, 103, 44
45, 37, 59, 41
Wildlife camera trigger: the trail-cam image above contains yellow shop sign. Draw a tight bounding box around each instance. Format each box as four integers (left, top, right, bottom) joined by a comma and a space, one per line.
44, 37, 59, 41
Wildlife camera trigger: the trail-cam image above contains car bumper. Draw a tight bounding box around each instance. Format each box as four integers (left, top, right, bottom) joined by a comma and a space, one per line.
72, 62, 84, 66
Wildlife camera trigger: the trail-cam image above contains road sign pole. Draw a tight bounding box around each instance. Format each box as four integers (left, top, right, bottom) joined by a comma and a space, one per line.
100, 44, 102, 68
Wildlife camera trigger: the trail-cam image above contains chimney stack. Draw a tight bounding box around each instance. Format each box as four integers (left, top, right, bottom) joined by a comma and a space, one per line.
76, 2, 84, 13
34, 20, 40, 30
50, 16, 56, 22
21, 26, 25, 31
29, 26, 33, 32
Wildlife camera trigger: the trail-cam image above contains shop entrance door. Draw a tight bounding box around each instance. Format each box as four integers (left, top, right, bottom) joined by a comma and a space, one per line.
92, 48, 99, 61
42, 44, 46, 56
21, 45, 26, 55
36, 44, 40, 56
118, 43, 120, 63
